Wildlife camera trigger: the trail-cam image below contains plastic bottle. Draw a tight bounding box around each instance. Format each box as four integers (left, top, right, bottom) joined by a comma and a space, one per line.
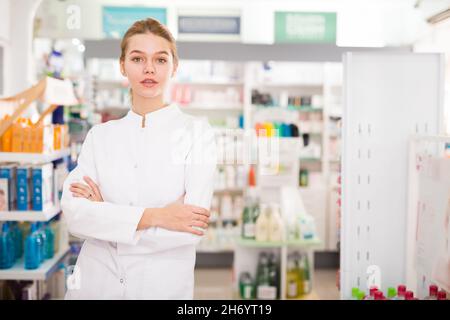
405, 291, 416, 300
423, 284, 438, 300
351, 287, 360, 300
0, 223, 14, 269
255, 204, 270, 242
302, 252, 311, 294
393, 285, 407, 300
293, 251, 305, 296
242, 190, 257, 239
387, 287, 397, 300
239, 272, 254, 299
374, 291, 384, 300
256, 252, 276, 300
356, 291, 366, 300
268, 203, 284, 242
24, 223, 40, 270
437, 290, 447, 300
12, 222, 23, 260
267, 253, 279, 299
287, 254, 300, 299
36, 222, 46, 262
44, 222, 55, 259
363, 286, 379, 300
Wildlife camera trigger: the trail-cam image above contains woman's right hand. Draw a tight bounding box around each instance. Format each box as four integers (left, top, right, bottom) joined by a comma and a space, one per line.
144, 195, 210, 236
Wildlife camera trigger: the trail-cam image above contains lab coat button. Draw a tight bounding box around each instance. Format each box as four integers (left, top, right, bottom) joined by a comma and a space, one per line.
120, 278, 124, 284
134, 164, 138, 169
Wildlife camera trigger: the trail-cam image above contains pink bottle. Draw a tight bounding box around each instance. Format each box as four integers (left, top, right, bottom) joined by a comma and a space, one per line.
437, 291, 447, 300
364, 286, 379, 300
374, 291, 384, 300
405, 291, 416, 300
394, 285, 407, 300
424, 285, 439, 300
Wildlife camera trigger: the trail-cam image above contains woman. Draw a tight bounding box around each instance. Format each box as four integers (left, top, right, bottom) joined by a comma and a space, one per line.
61, 18, 217, 299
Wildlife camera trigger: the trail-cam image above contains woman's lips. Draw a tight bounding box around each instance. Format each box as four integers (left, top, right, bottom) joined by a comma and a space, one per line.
140, 79, 158, 88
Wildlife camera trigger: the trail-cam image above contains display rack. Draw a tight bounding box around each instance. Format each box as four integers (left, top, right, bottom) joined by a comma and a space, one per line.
0, 77, 75, 297
340, 52, 444, 299
0, 248, 69, 281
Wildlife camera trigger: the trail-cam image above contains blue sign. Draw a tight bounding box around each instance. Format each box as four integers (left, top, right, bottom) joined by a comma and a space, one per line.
178, 16, 240, 34
102, 6, 167, 38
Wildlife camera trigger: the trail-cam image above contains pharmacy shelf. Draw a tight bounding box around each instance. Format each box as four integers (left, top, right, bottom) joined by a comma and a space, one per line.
214, 188, 244, 195
253, 83, 323, 88
0, 204, 61, 222
253, 105, 323, 112
174, 80, 244, 86
236, 237, 321, 248
300, 157, 322, 162
0, 247, 70, 281
197, 247, 234, 253
180, 106, 243, 112
0, 149, 70, 163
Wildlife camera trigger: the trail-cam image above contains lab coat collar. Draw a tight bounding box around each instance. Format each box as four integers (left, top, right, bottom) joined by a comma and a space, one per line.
125, 103, 179, 127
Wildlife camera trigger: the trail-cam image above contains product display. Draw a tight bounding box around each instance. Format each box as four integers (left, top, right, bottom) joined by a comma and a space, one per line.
0, 162, 56, 211
286, 251, 312, 298
350, 284, 448, 300
0, 220, 57, 270
0, 116, 69, 153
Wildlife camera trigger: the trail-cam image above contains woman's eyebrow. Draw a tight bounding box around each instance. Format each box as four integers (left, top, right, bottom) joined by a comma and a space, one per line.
128, 50, 169, 56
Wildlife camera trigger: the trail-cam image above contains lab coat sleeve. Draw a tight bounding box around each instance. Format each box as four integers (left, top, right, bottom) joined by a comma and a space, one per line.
123, 119, 217, 254
61, 126, 146, 245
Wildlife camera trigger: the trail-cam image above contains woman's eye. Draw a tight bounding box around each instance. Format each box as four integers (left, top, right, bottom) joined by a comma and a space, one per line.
131, 57, 143, 63
157, 58, 167, 64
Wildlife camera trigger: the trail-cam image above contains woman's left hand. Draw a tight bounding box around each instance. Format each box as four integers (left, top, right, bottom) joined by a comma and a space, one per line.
70, 176, 104, 202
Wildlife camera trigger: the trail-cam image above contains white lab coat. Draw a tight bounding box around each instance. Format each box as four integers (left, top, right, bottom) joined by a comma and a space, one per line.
61, 104, 217, 299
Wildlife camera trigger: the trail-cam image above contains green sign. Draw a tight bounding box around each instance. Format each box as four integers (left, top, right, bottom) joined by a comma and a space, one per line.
275, 12, 336, 43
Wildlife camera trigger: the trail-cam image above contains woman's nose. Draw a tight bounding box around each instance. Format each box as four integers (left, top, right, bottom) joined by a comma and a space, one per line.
143, 61, 155, 74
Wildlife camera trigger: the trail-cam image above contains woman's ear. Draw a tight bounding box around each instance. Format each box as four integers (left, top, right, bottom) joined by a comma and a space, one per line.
120, 60, 127, 77
171, 63, 178, 78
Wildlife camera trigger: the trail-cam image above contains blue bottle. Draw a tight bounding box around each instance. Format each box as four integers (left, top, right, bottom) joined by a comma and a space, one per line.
0, 223, 11, 269
36, 222, 46, 263
44, 222, 55, 259
11, 222, 23, 260
7, 222, 15, 266
25, 223, 40, 270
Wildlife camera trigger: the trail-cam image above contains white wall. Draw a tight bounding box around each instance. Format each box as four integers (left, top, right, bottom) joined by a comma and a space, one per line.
0, 0, 42, 97
415, 19, 450, 134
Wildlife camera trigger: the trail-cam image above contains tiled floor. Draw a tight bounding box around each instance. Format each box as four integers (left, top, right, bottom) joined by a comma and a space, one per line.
194, 268, 340, 300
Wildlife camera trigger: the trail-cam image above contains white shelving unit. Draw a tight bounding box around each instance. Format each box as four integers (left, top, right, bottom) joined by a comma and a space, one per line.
0, 205, 61, 222
0, 149, 70, 163
0, 150, 70, 291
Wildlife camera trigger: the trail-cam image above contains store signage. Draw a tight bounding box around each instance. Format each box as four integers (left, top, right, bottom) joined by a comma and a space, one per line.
102, 6, 167, 38
275, 12, 337, 43
178, 16, 240, 35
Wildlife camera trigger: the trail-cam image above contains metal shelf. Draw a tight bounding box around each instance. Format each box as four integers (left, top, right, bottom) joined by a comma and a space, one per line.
0, 205, 61, 222
0, 248, 70, 281
0, 149, 70, 163
236, 237, 321, 248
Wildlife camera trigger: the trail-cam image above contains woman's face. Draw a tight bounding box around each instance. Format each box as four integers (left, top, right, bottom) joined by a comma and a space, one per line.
121, 33, 176, 100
